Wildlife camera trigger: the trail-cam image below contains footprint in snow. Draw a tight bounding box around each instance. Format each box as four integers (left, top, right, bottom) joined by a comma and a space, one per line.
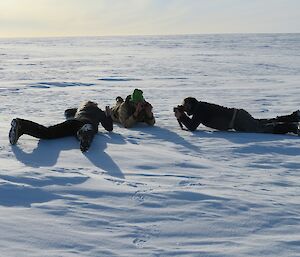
133, 225, 160, 248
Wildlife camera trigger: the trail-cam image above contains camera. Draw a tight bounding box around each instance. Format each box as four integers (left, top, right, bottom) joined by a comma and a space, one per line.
173, 105, 185, 113
139, 102, 147, 109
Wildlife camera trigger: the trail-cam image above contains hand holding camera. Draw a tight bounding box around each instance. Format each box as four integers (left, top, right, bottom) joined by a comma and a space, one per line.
173, 105, 185, 119
134, 102, 144, 116
144, 102, 153, 116
173, 105, 185, 130
133, 102, 145, 118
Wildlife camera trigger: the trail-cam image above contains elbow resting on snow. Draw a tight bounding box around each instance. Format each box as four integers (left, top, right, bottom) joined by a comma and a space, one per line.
189, 126, 197, 131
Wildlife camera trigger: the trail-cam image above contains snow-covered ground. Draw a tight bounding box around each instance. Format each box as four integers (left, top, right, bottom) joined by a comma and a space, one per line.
0, 34, 300, 257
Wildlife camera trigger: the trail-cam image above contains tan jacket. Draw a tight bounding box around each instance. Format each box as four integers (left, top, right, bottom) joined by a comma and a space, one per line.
111, 99, 155, 128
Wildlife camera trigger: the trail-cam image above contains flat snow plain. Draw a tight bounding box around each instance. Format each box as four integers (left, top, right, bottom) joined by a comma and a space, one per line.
0, 34, 300, 256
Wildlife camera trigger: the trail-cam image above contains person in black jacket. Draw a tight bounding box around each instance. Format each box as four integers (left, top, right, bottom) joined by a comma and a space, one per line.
174, 97, 300, 135
9, 101, 113, 152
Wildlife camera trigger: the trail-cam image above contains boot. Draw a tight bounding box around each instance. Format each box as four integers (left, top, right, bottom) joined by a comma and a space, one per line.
77, 124, 94, 152
274, 110, 300, 123
272, 122, 298, 135
293, 110, 300, 122
116, 96, 124, 103
9, 118, 23, 145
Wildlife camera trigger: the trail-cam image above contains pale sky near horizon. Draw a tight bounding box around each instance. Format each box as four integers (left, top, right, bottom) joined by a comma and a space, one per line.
0, 0, 299, 37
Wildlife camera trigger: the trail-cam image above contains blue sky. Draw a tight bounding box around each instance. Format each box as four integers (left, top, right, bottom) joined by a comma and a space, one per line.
0, 0, 299, 37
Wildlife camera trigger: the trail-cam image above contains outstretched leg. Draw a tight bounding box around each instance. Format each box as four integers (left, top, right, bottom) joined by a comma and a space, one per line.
258, 110, 300, 124
9, 119, 22, 145
9, 118, 85, 145
275, 110, 300, 123
233, 109, 299, 135
268, 122, 298, 135
110, 97, 124, 122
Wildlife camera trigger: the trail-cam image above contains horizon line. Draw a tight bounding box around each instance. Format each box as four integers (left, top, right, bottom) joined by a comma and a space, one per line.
0, 32, 299, 40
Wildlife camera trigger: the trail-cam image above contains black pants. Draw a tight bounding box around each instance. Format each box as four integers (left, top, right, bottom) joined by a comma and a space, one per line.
234, 109, 298, 134
17, 118, 96, 140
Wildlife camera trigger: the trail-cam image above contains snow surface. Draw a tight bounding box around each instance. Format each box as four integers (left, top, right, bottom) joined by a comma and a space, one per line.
0, 34, 300, 257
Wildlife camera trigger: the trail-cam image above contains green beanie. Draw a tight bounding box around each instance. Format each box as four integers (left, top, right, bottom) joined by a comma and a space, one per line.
131, 89, 144, 103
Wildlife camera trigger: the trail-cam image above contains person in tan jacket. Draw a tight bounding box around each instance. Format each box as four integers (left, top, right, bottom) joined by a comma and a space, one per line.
111, 89, 155, 128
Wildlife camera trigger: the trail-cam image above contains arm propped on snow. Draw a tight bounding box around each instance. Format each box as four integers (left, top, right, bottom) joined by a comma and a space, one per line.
180, 113, 202, 131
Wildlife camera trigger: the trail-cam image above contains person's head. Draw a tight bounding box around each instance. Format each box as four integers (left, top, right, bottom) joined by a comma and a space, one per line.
130, 88, 144, 105
80, 101, 98, 108
182, 97, 198, 115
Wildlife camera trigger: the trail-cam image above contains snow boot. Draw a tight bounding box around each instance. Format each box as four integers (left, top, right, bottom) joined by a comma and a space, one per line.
116, 96, 124, 103
9, 118, 22, 145
77, 124, 94, 152
294, 110, 300, 122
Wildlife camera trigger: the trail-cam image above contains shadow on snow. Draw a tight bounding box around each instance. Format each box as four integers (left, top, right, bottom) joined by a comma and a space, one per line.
11, 132, 125, 178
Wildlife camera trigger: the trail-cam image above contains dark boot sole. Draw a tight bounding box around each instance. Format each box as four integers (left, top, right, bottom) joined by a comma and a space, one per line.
77, 124, 93, 152
9, 119, 20, 145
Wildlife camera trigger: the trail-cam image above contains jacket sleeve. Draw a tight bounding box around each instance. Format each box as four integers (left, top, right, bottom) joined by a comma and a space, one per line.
118, 104, 137, 128
100, 114, 113, 132
180, 112, 202, 131
64, 108, 77, 120
145, 113, 155, 126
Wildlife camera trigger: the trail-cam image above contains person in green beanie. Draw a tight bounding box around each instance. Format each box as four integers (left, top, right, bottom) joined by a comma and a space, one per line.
131, 88, 144, 103
111, 89, 155, 128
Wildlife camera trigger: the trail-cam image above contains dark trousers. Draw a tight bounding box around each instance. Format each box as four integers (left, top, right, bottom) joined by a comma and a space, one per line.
18, 118, 96, 140
234, 109, 298, 134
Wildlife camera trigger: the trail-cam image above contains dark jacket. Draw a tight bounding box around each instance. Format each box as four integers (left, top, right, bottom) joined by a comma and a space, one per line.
180, 101, 235, 131
111, 95, 155, 128
65, 101, 113, 132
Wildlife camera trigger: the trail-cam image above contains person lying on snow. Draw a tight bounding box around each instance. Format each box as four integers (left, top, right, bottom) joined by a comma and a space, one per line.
174, 97, 300, 136
110, 88, 155, 128
9, 101, 113, 152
